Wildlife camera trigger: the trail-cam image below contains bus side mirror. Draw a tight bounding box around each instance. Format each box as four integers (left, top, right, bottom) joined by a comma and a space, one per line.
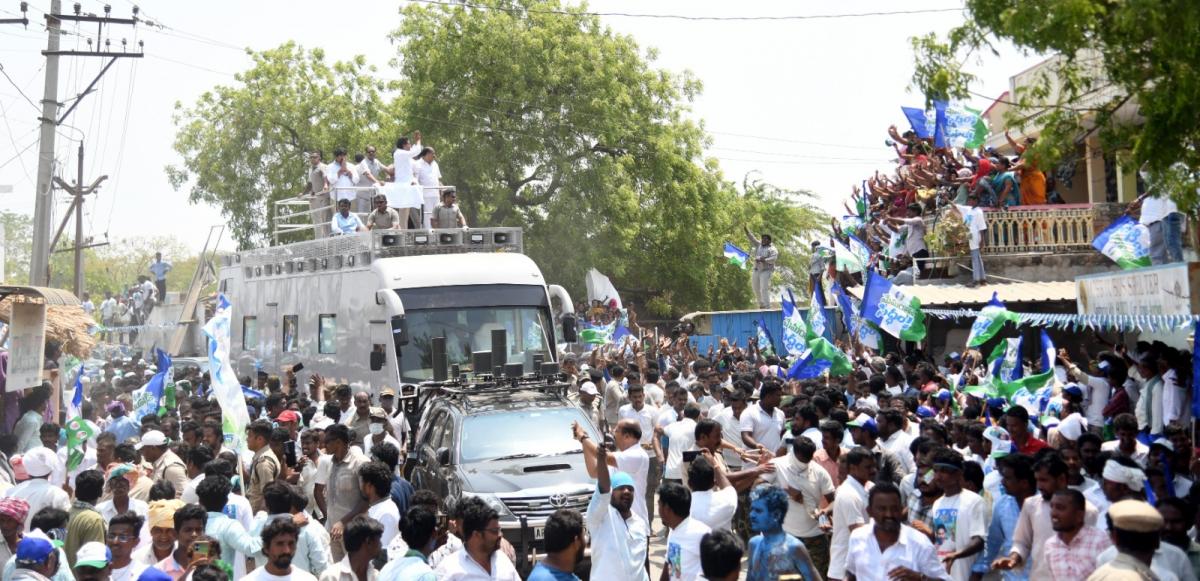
391, 315, 410, 348
561, 314, 577, 343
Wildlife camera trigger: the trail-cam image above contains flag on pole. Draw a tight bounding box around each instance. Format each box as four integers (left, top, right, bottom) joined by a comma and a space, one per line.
755, 320, 776, 356
723, 242, 751, 270
787, 337, 853, 379
832, 239, 864, 273
203, 294, 253, 455
988, 337, 1024, 382
63, 363, 94, 471
831, 282, 855, 338
966, 293, 1020, 348
808, 287, 830, 342
780, 290, 811, 358
585, 268, 624, 310
579, 322, 616, 345
993, 370, 1055, 401
1092, 215, 1152, 270
861, 271, 927, 341
847, 235, 872, 272
1039, 330, 1057, 373
132, 349, 172, 421
66, 364, 84, 420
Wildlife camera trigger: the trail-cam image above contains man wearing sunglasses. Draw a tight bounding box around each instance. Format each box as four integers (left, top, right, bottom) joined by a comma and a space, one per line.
367, 195, 402, 231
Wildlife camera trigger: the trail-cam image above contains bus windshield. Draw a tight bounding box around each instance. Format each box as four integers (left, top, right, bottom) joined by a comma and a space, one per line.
398, 306, 553, 382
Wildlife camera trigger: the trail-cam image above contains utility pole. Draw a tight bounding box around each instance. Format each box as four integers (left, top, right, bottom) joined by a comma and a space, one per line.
27, 0, 143, 286
48, 143, 106, 295
28, 0, 59, 286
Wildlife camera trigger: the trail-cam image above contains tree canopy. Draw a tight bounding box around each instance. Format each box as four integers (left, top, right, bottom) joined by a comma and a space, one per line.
910, 0, 1200, 212
168, 0, 827, 315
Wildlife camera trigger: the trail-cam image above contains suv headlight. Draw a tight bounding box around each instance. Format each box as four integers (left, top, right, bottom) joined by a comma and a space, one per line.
460, 492, 513, 518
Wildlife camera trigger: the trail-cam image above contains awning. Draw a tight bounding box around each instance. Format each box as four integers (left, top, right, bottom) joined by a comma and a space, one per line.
0, 285, 80, 306
847, 280, 1077, 307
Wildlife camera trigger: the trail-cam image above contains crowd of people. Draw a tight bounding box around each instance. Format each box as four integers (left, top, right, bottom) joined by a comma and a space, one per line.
78, 252, 174, 345
301, 131, 466, 238
817, 125, 1188, 292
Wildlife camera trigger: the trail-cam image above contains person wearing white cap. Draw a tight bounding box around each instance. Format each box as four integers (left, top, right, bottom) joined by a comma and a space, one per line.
568, 381, 602, 429
2, 448, 71, 531
1101, 457, 1148, 505
73, 541, 111, 581
138, 432, 188, 500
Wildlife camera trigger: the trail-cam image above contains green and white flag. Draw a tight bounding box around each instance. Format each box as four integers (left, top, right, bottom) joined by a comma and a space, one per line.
1092, 215, 1151, 270
65, 416, 95, 471
993, 370, 1055, 401
579, 322, 615, 345
966, 293, 1020, 348
723, 242, 751, 270
988, 337, 1024, 382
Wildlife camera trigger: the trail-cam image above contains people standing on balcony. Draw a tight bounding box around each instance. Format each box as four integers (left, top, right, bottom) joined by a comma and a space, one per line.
743, 226, 778, 309
1006, 132, 1047, 206
957, 193, 988, 287
991, 157, 1022, 208
1130, 170, 1185, 264
303, 150, 331, 238
413, 147, 442, 230
885, 203, 929, 278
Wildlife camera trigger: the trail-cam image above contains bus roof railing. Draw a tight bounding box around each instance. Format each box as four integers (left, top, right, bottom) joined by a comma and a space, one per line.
271, 185, 456, 243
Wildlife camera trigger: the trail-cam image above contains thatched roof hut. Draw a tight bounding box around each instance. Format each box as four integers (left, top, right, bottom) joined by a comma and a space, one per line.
0, 286, 95, 359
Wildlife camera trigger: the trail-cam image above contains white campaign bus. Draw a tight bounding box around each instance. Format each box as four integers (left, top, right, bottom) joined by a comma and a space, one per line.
218, 227, 577, 391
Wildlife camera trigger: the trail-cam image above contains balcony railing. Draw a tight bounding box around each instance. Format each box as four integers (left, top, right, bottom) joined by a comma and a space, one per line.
980, 204, 1095, 253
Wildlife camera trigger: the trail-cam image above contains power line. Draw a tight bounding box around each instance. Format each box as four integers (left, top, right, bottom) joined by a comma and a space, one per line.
403, 0, 963, 22
148, 54, 235, 77
0, 62, 39, 112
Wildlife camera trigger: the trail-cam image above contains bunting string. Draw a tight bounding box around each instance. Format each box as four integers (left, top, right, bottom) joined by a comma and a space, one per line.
920, 309, 1198, 333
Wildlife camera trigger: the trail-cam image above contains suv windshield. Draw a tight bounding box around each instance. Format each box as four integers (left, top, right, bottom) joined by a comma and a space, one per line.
459, 407, 596, 463
400, 306, 552, 382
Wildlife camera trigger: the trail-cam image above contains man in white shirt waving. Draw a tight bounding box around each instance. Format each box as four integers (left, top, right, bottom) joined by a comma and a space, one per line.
585, 443, 649, 581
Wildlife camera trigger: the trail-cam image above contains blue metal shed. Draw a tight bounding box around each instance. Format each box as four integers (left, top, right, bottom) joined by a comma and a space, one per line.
680, 306, 840, 355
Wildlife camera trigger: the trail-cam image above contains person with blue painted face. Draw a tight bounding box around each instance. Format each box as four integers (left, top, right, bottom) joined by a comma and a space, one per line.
746, 484, 820, 581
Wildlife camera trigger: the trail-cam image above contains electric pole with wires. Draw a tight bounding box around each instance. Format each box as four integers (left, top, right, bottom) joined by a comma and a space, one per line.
27, 0, 143, 287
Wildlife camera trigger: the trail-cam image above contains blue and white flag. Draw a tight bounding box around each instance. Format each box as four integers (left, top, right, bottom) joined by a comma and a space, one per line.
966, 293, 1019, 348
861, 271, 927, 341
808, 287, 830, 342
754, 319, 776, 356
66, 364, 84, 420
203, 294, 252, 455
780, 290, 810, 359
832, 282, 855, 338
1040, 330, 1056, 373
1092, 215, 1151, 270
989, 337, 1024, 382
723, 242, 751, 270
787, 337, 853, 379
132, 349, 172, 421
847, 234, 872, 272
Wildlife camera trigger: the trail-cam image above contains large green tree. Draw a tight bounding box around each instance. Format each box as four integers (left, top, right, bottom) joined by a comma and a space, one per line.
167, 43, 399, 248
910, 0, 1200, 212
168, 0, 828, 315
390, 0, 824, 314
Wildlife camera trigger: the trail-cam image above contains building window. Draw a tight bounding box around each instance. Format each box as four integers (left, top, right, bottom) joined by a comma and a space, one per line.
318, 314, 337, 354
282, 315, 298, 353
242, 316, 258, 350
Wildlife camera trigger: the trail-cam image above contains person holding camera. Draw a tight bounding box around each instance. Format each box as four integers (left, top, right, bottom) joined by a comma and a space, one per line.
574, 420, 650, 525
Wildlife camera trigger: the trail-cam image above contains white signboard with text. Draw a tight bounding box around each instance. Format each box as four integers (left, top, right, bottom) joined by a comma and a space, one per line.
7, 302, 47, 391
1076, 262, 1198, 316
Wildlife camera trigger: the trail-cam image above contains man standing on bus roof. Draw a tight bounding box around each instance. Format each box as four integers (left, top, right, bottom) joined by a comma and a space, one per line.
305, 150, 332, 238
432, 190, 467, 229
148, 252, 172, 305
413, 146, 442, 230
331, 199, 366, 236
326, 147, 360, 207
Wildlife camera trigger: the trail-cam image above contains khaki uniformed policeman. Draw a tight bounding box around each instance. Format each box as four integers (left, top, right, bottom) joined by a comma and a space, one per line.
1087, 500, 1163, 581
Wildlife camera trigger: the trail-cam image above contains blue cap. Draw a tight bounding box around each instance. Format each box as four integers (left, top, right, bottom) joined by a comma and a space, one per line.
848, 415, 878, 436
986, 397, 1007, 409
609, 471, 635, 491
948, 352, 961, 360
936, 389, 952, 401
1063, 384, 1084, 398
916, 406, 936, 418
15, 537, 54, 564
137, 567, 174, 581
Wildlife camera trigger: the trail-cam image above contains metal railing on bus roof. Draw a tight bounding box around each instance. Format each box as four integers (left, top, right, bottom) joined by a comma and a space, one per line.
272, 185, 456, 243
